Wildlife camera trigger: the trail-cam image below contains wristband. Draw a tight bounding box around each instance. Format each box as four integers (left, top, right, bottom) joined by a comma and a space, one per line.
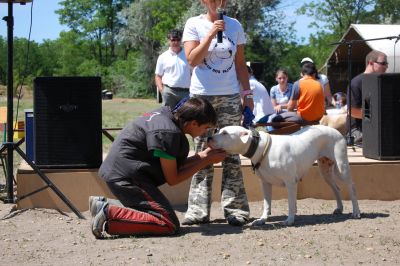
244, 94, 253, 99
241, 90, 252, 97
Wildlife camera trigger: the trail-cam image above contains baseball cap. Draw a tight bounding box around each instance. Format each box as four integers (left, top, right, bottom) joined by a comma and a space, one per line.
300, 57, 314, 65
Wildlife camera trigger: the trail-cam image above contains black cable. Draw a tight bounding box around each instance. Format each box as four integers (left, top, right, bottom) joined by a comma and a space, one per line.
13, 0, 34, 132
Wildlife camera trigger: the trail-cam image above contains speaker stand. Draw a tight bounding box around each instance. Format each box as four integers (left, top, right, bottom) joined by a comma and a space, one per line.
1, 1, 84, 219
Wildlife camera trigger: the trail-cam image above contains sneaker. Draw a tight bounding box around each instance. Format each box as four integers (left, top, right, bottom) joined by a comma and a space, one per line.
91, 201, 108, 239
181, 217, 210, 225
227, 216, 247, 226
89, 196, 106, 217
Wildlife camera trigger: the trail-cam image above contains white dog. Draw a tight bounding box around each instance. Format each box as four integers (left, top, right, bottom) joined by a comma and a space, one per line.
208, 125, 361, 226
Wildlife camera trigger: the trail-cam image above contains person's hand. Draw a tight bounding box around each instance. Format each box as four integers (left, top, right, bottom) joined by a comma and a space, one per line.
242, 97, 254, 111
210, 19, 225, 37
274, 105, 282, 113
199, 147, 227, 164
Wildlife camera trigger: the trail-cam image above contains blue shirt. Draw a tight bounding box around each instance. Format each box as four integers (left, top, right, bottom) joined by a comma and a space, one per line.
270, 83, 293, 105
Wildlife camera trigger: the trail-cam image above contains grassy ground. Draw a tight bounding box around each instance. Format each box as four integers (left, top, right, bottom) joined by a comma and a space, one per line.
0, 96, 161, 200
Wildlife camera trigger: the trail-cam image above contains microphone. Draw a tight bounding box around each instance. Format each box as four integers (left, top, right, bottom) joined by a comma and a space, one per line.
217, 8, 224, 43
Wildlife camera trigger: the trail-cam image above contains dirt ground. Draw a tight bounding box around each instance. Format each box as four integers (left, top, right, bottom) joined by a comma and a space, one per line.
1, 199, 399, 265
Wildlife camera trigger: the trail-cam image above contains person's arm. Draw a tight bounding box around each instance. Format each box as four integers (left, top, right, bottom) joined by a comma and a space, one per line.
324, 83, 333, 106
235, 44, 254, 111
287, 82, 299, 111
287, 99, 297, 111
184, 20, 224, 67
155, 74, 164, 93
350, 106, 362, 119
160, 148, 226, 186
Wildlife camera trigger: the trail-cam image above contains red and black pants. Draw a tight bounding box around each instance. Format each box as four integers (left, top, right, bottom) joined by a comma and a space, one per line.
105, 178, 180, 236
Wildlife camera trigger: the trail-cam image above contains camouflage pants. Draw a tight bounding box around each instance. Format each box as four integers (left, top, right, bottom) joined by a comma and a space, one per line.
184, 94, 250, 221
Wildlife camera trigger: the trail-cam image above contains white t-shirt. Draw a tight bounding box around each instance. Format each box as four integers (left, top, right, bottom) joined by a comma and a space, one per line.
182, 14, 246, 95
155, 48, 191, 88
318, 74, 329, 86
250, 76, 274, 122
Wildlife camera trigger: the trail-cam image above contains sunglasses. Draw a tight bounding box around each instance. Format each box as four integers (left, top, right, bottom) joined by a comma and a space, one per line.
170, 38, 181, 42
374, 61, 388, 66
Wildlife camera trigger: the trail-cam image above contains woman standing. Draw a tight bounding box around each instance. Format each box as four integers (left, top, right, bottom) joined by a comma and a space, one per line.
182, 0, 253, 226
270, 69, 293, 114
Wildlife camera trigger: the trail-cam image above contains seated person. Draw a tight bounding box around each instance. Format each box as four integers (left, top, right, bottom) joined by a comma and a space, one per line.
332, 92, 347, 111
300, 57, 334, 107
270, 68, 293, 114
272, 62, 325, 126
247, 64, 274, 124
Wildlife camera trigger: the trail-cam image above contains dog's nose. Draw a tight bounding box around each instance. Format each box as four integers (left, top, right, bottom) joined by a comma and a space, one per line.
207, 136, 212, 142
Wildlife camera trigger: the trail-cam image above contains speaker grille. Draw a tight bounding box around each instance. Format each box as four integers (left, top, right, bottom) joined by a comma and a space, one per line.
33, 77, 102, 168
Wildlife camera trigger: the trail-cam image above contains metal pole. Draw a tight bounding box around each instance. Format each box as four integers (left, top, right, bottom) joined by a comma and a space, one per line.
346, 42, 354, 146
5, 2, 15, 203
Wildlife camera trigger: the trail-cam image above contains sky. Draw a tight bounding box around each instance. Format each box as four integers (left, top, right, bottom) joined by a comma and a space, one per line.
0, 0, 318, 44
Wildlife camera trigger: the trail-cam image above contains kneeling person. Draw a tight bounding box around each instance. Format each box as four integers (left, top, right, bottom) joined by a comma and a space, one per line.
90, 97, 226, 238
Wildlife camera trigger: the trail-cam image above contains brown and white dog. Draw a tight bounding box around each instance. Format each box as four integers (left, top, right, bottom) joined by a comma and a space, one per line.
208, 125, 361, 226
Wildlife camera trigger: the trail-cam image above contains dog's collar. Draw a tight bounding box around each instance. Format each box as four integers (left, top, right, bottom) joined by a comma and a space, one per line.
243, 128, 260, 158
252, 132, 272, 171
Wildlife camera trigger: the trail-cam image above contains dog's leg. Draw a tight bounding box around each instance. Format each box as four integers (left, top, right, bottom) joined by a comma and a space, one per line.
334, 159, 361, 219
318, 157, 343, 215
283, 181, 297, 226
251, 180, 272, 226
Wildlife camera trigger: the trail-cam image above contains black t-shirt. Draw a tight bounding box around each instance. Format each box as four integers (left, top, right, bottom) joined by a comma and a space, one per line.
99, 106, 189, 186
347, 73, 363, 131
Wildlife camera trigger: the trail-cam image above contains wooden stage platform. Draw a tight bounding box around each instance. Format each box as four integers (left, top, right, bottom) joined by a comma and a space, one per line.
16, 146, 400, 213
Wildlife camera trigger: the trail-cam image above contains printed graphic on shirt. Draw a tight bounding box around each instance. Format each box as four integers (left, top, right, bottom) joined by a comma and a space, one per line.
142, 111, 161, 122
203, 36, 235, 75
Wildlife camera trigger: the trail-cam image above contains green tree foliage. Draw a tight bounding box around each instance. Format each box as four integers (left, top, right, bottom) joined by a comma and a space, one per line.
8, 0, 399, 99
373, 0, 400, 23
57, 0, 132, 65
295, 0, 400, 67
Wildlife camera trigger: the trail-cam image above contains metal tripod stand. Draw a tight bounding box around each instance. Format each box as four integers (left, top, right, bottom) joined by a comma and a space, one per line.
0, 0, 84, 219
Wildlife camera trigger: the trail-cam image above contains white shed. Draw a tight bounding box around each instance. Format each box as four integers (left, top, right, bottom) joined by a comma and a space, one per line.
324, 24, 400, 94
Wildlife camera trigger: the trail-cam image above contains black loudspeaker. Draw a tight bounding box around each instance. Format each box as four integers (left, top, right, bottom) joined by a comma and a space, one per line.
362, 73, 400, 160
33, 77, 102, 168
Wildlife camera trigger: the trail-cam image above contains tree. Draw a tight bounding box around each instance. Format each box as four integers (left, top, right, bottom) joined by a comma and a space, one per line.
118, 0, 289, 95
117, 0, 192, 96
57, 0, 132, 65
295, 0, 400, 69
297, 0, 374, 37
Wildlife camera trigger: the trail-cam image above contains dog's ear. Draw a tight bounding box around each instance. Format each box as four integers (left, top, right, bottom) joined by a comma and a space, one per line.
239, 131, 250, 144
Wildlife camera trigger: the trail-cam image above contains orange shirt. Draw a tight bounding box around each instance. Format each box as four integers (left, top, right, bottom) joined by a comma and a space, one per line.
292, 76, 325, 121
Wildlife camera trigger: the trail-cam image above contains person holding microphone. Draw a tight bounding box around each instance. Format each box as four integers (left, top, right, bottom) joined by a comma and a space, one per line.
181, 0, 253, 226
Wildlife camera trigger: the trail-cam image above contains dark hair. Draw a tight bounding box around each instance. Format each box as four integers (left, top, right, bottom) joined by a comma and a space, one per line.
173, 97, 217, 127
276, 68, 288, 77
167, 29, 182, 40
301, 62, 318, 76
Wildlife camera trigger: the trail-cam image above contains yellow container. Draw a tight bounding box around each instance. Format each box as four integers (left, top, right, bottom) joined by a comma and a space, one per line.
13, 121, 25, 140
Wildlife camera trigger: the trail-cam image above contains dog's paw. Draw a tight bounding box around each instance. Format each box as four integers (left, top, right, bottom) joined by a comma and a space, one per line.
281, 217, 295, 226
333, 208, 343, 215
351, 212, 361, 219
250, 218, 266, 226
